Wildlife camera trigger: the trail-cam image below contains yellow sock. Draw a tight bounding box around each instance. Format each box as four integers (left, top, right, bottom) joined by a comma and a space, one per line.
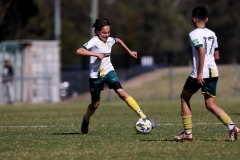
182, 115, 192, 133
85, 108, 95, 122
219, 113, 232, 126
125, 96, 146, 118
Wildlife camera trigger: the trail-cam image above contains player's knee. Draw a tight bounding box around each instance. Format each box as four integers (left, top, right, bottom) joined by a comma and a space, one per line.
89, 102, 100, 109
205, 105, 212, 112
180, 95, 187, 102
180, 93, 191, 102
116, 89, 128, 100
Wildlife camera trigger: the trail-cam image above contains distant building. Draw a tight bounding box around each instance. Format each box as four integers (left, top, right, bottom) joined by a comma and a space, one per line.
0, 40, 60, 104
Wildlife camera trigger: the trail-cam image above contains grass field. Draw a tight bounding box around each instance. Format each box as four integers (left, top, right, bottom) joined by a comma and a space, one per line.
0, 65, 240, 160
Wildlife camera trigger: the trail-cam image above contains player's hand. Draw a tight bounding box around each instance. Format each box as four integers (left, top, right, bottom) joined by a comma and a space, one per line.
196, 74, 205, 86
96, 53, 104, 60
129, 51, 137, 58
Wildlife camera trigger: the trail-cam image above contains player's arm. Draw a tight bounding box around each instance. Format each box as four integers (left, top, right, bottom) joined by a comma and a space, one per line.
214, 35, 220, 61
214, 49, 220, 61
76, 47, 104, 60
115, 38, 137, 59
197, 47, 205, 85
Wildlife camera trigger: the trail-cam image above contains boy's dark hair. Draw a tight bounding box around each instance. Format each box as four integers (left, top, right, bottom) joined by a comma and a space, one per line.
192, 6, 208, 20
92, 18, 110, 34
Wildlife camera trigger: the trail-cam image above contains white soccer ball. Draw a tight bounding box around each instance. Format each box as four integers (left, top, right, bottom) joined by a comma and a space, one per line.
135, 118, 152, 134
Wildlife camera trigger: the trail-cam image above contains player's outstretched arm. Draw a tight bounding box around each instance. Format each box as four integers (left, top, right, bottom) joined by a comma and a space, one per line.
76, 47, 104, 60
115, 38, 137, 59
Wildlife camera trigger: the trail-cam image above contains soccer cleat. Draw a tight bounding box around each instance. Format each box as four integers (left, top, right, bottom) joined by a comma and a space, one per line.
229, 125, 240, 141
174, 131, 193, 141
81, 115, 89, 134
145, 117, 156, 129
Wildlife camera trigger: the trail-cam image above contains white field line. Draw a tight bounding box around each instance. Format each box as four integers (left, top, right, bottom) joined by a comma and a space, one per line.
0, 122, 225, 128
163, 122, 223, 126
0, 125, 55, 128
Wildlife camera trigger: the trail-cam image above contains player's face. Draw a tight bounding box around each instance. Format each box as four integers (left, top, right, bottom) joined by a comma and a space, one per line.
96, 25, 110, 42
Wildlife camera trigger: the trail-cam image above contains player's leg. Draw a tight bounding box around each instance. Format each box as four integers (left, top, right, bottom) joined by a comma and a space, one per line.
8, 82, 14, 104
204, 94, 240, 141
106, 71, 156, 128
81, 78, 103, 134
3, 82, 10, 104
181, 89, 193, 133
84, 101, 100, 122
81, 101, 99, 134
174, 76, 200, 141
106, 72, 146, 118
202, 77, 240, 141
174, 89, 194, 141
115, 88, 146, 118
115, 88, 156, 128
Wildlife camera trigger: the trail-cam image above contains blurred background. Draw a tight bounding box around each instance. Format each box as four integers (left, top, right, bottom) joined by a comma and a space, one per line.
0, 0, 239, 104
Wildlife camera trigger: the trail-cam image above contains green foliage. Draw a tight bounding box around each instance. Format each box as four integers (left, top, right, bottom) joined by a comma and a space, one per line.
0, 0, 240, 65
0, 0, 38, 40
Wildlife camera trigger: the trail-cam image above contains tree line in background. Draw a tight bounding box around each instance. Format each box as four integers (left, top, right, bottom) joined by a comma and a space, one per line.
0, 0, 239, 67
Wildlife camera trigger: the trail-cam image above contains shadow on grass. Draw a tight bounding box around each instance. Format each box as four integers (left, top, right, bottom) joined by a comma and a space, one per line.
139, 139, 225, 142
229, 113, 240, 115
50, 132, 80, 135
139, 139, 177, 142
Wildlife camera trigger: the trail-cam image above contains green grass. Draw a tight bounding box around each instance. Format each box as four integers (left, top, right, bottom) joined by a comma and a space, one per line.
1, 65, 240, 160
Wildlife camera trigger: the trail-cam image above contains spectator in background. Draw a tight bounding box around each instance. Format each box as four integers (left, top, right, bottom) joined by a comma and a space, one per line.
2, 59, 14, 105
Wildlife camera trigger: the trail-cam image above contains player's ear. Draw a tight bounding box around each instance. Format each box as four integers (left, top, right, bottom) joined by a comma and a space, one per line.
192, 18, 196, 23
96, 30, 100, 35
205, 18, 208, 23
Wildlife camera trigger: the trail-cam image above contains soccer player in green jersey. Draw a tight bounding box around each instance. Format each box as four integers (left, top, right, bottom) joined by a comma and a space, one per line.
76, 18, 156, 134
174, 6, 240, 141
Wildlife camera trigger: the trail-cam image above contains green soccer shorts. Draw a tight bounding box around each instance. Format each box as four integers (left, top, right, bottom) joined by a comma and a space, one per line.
89, 71, 122, 102
183, 76, 218, 97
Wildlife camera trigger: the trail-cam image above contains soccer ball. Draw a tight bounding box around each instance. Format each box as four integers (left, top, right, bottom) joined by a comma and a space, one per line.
135, 118, 152, 134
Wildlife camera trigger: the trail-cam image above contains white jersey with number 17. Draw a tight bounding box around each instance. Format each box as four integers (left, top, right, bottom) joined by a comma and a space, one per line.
189, 28, 219, 78
83, 36, 116, 78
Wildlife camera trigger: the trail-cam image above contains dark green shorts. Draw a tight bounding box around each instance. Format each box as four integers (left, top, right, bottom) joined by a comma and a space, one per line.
183, 76, 218, 97
89, 71, 122, 102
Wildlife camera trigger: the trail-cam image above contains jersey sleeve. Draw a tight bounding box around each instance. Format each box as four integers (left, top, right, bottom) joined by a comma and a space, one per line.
82, 37, 97, 50
189, 32, 203, 49
109, 37, 116, 45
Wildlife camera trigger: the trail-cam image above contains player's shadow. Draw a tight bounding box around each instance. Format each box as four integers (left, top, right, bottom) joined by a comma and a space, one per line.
139, 139, 176, 142
50, 132, 80, 135
139, 139, 225, 142
197, 139, 223, 141
229, 113, 240, 115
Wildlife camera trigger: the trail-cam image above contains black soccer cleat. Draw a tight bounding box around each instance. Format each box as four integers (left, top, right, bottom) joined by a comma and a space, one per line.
81, 115, 89, 134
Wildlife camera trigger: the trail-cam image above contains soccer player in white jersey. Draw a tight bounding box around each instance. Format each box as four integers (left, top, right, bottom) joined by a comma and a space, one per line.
76, 18, 156, 134
173, 6, 240, 141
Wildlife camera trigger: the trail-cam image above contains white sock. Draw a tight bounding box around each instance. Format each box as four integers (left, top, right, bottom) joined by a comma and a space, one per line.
228, 123, 235, 130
